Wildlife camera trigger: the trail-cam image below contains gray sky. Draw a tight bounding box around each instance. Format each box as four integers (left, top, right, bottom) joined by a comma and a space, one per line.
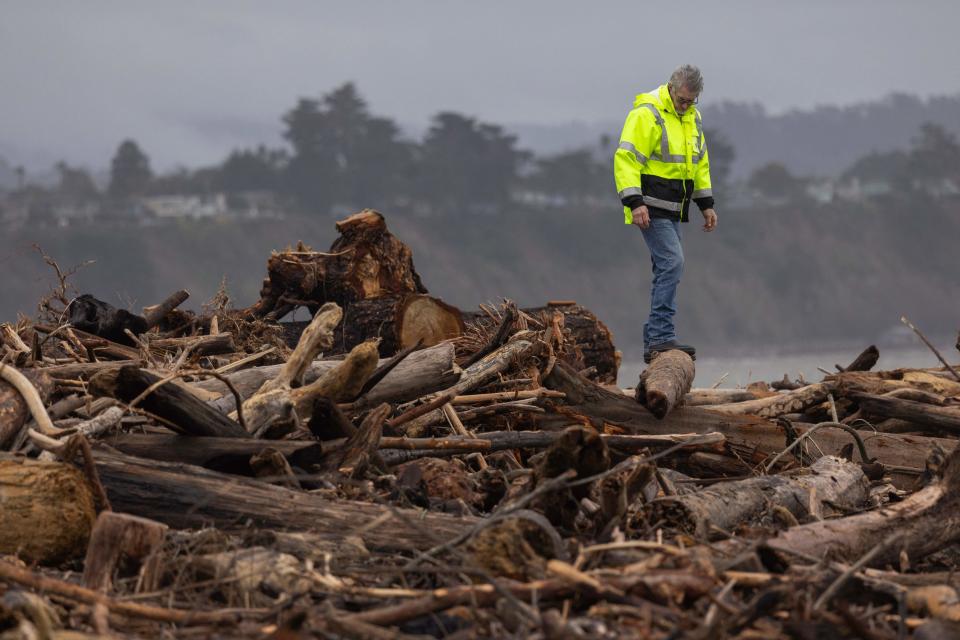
2, 0, 958, 171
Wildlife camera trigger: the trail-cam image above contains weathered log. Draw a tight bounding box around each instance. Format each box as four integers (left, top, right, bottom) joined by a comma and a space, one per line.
0, 458, 96, 564
465, 302, 619, 384
203, 342, 458, 413
636, 350, 695, 419
283, 294, 463, 357
88, 365, 246, 438
649, 456, 869, 539
0, 367, 53, 449
42, 359, 140, 380
836, 344, 880, 372
683, 388, 769, 406
853, 392, 960, 433
238, 302, 344, 436
141, 289, 190, 329
247, 209, 427, 319
68, 294, 148, 346
716, 420, 956, 489
318, 403, 389, 477
542, 361, 765, 435
105, 430, 723, 474
400, 339, 533, 436
701, 383, 832, 418
242, 339, 379, 438
755, 442, 960, 567
104, 433, 328, 475
82, 512, 168, 592
70, 449, 476, 552
147, 332, 235, 355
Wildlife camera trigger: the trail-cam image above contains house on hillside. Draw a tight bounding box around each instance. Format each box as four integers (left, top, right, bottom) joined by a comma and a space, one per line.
139, 193, 227, 220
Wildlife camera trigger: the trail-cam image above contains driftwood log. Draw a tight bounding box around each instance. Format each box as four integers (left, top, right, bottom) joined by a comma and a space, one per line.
0, 458, 96, 564
204, 343, 459, 415
105, 430, 724, 473
0, 367, 53, 449
853, 392, 960, 433
757, 442, 960, 566
238, 303, 350, 436
636, 350, 695, 419
282, 299, 619, 383
542, 361, 764, 435
683, 388, 769, 406
400, 339, 534, 436
649, 456, 869, 539
88, 365, 246, 438
68, 294, 148, 346
282, 293, 464, 357
466, 302, 620, 384
701, 383, 832, 418
73, 449, 475, 552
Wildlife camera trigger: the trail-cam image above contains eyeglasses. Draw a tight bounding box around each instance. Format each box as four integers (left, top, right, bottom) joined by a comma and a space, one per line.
670, 86, 699, 107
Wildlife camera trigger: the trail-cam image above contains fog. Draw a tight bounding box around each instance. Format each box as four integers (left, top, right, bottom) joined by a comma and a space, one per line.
3, 1, 959, 169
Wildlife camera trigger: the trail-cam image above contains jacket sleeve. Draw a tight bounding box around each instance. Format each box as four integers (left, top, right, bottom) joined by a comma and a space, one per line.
614, 106, 659, 223
692, 126, 715, 211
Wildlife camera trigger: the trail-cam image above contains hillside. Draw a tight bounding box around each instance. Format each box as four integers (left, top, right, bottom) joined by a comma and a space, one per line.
4, 196, 957, 360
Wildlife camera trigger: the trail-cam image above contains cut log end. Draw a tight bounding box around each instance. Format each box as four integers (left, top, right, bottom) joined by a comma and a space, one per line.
397, 295, 464, 349
636, 350, 695, 420
0, 459, 97, 565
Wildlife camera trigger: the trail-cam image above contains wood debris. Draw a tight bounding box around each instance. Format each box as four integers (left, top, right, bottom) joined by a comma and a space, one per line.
1, 211, 959, 638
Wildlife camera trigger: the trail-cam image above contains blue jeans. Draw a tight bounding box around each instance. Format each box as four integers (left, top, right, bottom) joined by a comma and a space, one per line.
640, 218, 684, 349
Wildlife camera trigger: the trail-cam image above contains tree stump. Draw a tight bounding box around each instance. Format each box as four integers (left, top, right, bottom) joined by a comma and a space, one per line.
247, 209, 427, 319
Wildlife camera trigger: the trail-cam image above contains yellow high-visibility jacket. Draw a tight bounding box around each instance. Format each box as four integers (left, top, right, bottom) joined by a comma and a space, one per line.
614, 84, 714, 224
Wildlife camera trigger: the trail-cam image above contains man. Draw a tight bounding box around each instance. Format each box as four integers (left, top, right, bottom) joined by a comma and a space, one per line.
613, 64, 718, 364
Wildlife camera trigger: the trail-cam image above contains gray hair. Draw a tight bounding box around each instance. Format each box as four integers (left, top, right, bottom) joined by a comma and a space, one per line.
669, 64, 704, 94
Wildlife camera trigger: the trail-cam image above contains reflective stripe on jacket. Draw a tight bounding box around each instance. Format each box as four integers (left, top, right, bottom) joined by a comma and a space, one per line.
614, 84, 714, 224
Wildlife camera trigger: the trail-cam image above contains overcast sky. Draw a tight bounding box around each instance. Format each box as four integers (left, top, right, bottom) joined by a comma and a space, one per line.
2, 0, 958, 171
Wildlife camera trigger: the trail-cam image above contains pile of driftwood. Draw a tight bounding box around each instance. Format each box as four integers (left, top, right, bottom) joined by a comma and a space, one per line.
2, 211, 960, 638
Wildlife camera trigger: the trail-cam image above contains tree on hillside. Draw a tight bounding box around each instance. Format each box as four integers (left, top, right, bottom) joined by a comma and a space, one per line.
108, 140, 152, 198
748, 162, 803, 201
527, 149, 607, 204
703, 128, 734, 191
910, 123, 960, 185
282, 83, 412, 212
55, 162, 99, 200
417, 112, 530, 212
219, 146, 286, 193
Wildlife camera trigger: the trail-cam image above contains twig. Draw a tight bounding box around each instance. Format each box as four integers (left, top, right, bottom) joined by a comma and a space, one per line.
214, 346, 275, 375
901, 315, 960, 382
386, 390, 456, 430
0, 560, 251, 625
764, 422, 872, 473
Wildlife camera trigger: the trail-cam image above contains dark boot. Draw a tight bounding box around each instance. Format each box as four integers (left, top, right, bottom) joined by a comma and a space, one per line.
643, 340, 696, 363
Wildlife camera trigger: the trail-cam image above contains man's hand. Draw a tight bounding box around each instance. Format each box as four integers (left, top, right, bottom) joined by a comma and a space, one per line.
701, 208, 718, 232
631, 205, 650, 229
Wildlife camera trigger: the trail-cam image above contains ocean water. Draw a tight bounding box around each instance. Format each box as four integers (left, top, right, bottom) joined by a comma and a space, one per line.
617, 342, 958, 389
